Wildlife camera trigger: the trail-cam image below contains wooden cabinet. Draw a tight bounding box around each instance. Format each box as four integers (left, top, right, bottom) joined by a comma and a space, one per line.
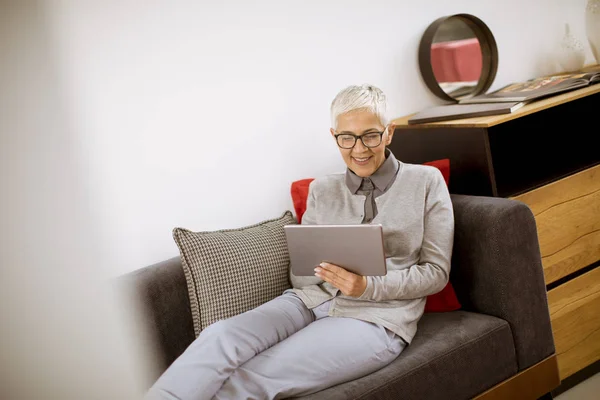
390, 84, 600, 381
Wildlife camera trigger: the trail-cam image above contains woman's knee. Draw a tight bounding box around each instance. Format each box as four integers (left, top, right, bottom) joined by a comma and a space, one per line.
198, 318, 236, 340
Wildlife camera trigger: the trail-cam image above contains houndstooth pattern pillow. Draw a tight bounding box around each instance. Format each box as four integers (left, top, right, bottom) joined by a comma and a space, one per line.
173, 211, 296, 337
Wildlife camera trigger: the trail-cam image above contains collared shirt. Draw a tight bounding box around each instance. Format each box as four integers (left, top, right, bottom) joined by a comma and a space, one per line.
345, 148, 400, 223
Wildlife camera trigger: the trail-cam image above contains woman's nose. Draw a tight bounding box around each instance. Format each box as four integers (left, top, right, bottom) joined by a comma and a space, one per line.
353, 137, 368, 152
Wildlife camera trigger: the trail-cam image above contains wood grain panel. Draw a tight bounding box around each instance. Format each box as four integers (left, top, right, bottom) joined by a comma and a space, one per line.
511, 164, 600, 284
547, 267, 600, 380
473, 355, 560, 400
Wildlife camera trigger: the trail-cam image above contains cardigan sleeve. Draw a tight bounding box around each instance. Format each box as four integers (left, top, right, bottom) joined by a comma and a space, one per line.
358, 169, 454, 302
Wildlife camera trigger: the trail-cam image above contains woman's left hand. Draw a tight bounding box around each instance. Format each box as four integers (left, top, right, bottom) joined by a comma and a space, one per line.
315, 262, 367, 298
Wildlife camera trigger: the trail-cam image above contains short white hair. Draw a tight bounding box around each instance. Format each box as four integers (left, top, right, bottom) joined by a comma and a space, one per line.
330, 84, 389, 129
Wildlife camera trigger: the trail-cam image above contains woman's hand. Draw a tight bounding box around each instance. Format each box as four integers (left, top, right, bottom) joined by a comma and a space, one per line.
314, 262, 367, 298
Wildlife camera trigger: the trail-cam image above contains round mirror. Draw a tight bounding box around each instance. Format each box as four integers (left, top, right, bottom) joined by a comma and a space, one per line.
418, 14, 498, 102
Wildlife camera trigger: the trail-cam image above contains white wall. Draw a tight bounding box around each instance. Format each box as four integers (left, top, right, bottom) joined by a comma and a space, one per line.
43, 0, 594, 275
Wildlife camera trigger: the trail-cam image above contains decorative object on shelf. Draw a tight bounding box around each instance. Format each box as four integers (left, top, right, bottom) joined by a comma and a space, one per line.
417, 13, 498, 102
558, 23, 586, 72
586, 0, 600, 64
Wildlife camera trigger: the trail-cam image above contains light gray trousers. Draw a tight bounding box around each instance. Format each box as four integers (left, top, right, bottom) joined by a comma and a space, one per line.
145, 291, 405, 400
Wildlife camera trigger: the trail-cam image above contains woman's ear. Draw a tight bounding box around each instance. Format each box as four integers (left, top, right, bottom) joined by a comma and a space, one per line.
330, 128, 336, 137
385, 124, 396, 145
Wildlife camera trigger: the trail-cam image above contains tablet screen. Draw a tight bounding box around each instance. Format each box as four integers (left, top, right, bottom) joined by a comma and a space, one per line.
284, 224, 387, 276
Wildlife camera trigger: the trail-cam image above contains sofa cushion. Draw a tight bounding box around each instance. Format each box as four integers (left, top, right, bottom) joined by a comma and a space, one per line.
290, 158, 461, 314
299, 311, 518, 400
172, 211, 296, 337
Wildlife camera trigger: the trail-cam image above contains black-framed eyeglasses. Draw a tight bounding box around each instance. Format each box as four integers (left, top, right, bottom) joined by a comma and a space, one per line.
333, 128, 386, 149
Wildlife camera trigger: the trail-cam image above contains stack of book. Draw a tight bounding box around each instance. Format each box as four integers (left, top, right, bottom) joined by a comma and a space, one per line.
409, 65, 600, 124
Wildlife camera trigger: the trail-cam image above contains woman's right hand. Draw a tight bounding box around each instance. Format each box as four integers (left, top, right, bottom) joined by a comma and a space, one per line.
314, 262, 367, 298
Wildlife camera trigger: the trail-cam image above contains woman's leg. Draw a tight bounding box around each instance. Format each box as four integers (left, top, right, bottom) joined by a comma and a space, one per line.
213, 316, 406, 400
144, 291, 313, 400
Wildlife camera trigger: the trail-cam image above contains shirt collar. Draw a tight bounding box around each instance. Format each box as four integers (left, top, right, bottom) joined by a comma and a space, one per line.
345, 148, 399, 194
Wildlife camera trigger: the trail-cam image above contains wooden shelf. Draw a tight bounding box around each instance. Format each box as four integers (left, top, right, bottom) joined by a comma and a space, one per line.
389, 92, 599, 198
393, 83, 600, 129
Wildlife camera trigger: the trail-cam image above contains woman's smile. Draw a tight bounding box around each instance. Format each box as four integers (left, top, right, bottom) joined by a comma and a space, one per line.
352, 156, 372, 166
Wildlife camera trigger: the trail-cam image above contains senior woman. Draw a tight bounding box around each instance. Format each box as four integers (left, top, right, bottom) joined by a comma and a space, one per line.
145, 84, 454, 400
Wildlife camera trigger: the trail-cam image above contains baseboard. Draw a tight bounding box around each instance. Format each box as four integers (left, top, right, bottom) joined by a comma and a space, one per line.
551, 359, 600, 397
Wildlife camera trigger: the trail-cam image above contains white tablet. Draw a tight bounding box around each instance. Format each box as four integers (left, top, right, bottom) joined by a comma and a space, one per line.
284, 224, 387, 276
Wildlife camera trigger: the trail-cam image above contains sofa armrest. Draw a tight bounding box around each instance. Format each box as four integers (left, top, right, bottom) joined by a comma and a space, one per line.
449, 194, 555, 371
117, 257, 195, 380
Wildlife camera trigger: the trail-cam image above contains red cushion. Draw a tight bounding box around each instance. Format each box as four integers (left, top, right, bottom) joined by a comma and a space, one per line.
291, 178, 315, 223
290, 158, 461, 313
423, 158, 450, 186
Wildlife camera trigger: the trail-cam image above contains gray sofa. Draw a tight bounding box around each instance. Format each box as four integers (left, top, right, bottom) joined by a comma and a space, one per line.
119, 194, 558, 400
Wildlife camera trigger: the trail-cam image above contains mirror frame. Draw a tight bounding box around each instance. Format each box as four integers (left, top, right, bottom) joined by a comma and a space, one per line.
418, 13, 498, 102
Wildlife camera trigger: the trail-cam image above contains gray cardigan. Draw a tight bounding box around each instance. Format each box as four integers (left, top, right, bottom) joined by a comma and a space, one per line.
290, 161, 454, 343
